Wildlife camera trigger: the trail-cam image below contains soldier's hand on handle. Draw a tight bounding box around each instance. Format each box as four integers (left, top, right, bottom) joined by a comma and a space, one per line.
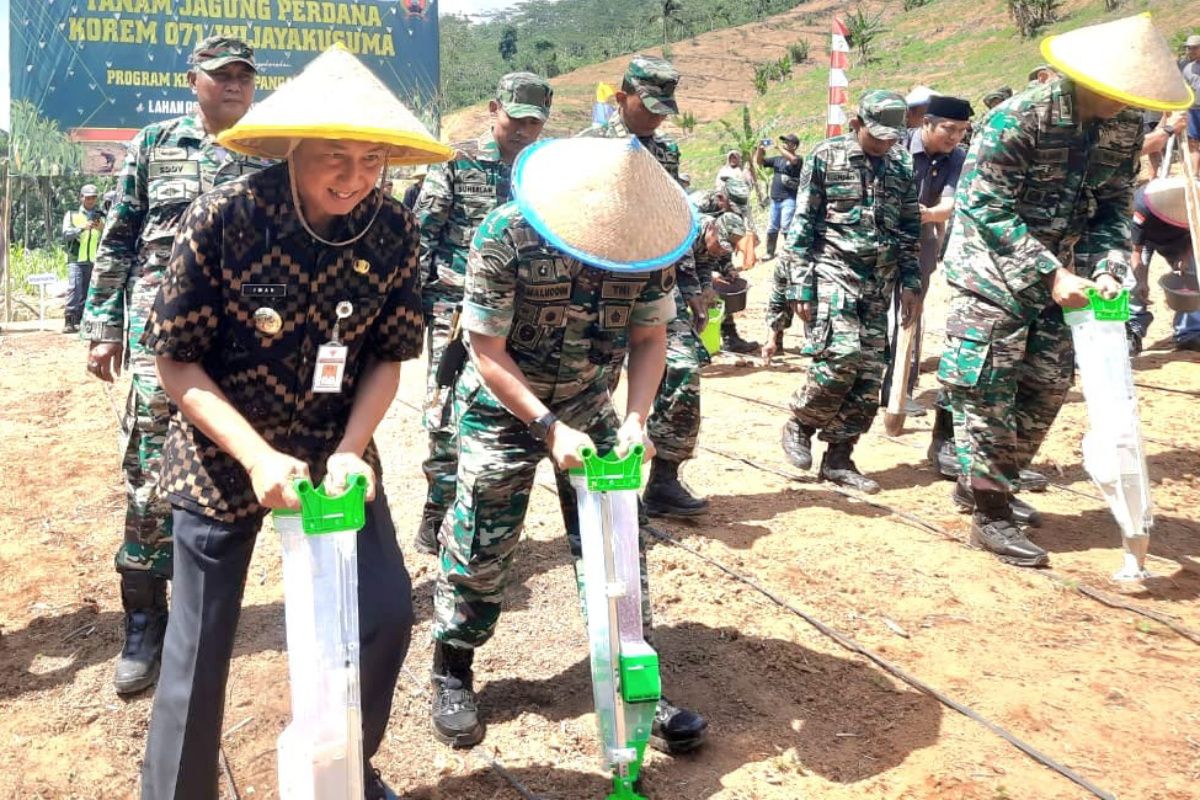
616, 414, 656, 463
791, 300, 813, 323
688, 288, 716, 333
1094, 273, 1122, 301
547, 423, 595, 471
899, 288, 923, 328
1050, 268, 1098, 309
87, 342, 124, 382
246, 450, 311, 510
325, 451, 376, 502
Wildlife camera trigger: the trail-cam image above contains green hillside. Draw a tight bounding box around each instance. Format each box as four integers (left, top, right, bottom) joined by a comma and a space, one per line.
679, 0, 1199, 187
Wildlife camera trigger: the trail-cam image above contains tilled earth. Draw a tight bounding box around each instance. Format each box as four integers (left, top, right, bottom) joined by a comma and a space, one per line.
2, 258, 1198, 800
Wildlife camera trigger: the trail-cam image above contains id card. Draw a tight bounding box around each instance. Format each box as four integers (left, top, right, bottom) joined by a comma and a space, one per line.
312, 344, 348, 393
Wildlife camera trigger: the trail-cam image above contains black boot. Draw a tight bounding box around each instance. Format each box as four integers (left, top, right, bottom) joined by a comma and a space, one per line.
969, 486, 1048, 567
650, 695, 708, 754
819, 439, 880, 494
952, 478, 1043, 527
763, 231, 778, 261
413, 505, 442, 556
114, 573, 168, 695
781, 417, 815, 470
643, 458, 709, 518
431, 642, 484, 748
720, 316, 759, 354
927, 406, 958, 481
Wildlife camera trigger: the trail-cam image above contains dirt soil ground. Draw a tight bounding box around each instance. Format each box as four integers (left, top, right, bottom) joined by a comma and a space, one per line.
2, 249, 1199, 800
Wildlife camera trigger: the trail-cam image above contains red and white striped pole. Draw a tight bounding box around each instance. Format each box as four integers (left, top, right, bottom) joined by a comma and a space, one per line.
827, 16, 850, 137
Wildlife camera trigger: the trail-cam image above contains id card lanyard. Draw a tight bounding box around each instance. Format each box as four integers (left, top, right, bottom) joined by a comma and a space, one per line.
312, 301, 353, 394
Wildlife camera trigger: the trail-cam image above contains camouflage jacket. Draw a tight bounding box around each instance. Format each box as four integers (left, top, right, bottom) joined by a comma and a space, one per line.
687, 214, 734, 294
81, 113, 271, 343
576, 113, 701, 299
943, 78, 1142, 319
461, 201, 677, 406
415, 129, 512, 304
784, 133, 921, 302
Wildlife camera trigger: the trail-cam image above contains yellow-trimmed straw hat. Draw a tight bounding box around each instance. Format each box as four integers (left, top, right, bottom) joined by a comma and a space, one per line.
1040, 13, 1194, 112
1144, 176, 1198, 229
218, 44, 452, 166
512, 137, 698, 272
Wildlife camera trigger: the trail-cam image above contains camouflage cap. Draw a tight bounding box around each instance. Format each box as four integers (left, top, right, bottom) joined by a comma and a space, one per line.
718, 175, 751, 209
857, 89, 907, 141
190, 36, 256, 72
80, 184, 99, 197
982, 85, 1014, 107
711, 211, 746, 252
496, 72, 553, 121
624, 55, 679, 116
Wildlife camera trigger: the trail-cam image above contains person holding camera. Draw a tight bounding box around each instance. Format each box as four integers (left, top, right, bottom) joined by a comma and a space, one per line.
754, 133, 803, 261
61, 184, 104, 334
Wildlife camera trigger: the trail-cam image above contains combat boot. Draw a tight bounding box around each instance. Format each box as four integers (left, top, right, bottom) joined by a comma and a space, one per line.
781, 417, 815, 470
650, 695, 708, 754
819, 439, 880, 494
431, 642, 484, 748
952, 478, 1043, 527
969, 487, 1048, 567
720, 319, 760, 354
763, 231, 778, 261
927, 406, 958, 481
643, 458, 709, 518
114, 572, 168, 695
413, 505, 442, 556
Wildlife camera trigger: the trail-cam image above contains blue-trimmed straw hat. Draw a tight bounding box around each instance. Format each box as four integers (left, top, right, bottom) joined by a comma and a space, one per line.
512, 137, 698, 272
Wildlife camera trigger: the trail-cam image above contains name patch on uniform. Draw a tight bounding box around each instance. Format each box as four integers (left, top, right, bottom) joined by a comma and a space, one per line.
241, 283, 289, 298
149, 160, 201, 179
458, 184, 496, 196
600, 281, 642, 301
523, 282, 572, 302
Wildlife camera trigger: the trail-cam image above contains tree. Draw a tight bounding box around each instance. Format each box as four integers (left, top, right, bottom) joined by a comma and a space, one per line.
719, 106, 774, 206
651, 0, 688, 51
499, 25, 519, 63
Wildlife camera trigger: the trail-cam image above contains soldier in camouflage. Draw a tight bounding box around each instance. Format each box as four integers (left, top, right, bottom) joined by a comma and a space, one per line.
578, 55, 716, 515
81, 36, 268, 694
429, 136, 708, 756
689, 177, 760, 354
779, 91, 922, 494
934, 16, 1194, 565
413, 71, 552, 555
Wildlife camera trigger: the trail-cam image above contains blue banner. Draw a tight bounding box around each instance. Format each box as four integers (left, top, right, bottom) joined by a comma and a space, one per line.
9, 0, 440, 132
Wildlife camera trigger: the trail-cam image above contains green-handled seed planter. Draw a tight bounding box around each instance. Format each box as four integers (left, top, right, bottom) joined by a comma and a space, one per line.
569, 446, 660, 800
273, 475, 368, 800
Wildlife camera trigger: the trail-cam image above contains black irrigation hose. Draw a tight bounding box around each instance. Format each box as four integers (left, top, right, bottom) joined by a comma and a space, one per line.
698, 441, 1200, 648
641, 521, 1119, 800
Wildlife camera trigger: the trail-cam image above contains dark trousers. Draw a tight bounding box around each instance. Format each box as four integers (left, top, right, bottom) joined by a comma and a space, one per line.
65, 260, 93, 323
141, 489, 413, 800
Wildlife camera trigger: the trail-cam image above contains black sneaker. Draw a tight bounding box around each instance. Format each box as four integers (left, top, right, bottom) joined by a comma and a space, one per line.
952, 479, 1043, 527
431, 643, 484, 748
971, 515, 1049, 568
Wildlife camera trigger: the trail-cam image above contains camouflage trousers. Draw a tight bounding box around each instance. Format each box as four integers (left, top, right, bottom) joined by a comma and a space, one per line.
647, 291, 707, 463
432, 372, 653, 649
766, 258, 795, 333
937, 290, 1073, 493
115, 264, 173, 578
789, 272, 891, 443
421, 293, 463, 529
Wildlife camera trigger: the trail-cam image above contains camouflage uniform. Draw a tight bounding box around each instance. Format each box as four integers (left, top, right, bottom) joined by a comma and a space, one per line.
415, 74, 552, 541
82, 112, 270, 577
431, 202, 677, 648
938, 78, 1141, 491
785, 93, 921, 444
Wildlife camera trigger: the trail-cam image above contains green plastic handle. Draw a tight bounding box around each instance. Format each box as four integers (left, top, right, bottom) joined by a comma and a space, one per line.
1085, 288, 1130, 322
280, 473, 368, 535
568, 446, 645, 492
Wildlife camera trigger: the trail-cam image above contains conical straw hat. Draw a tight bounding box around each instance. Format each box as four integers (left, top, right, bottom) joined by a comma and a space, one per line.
1144, 176, 1198, 229
512, 137, 699, 272
1040, 14, 1194, 112
218, 44, 452, 166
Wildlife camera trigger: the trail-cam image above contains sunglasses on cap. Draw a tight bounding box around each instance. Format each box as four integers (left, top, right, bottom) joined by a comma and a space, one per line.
508, 82, 553, 108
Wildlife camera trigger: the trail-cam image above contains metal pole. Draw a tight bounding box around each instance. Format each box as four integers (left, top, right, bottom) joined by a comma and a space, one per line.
2, 164, 12, 324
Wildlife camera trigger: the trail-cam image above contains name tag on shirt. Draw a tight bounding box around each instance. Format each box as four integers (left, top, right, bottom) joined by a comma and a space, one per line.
312, 344, 348, 394
242, 284, 289, 298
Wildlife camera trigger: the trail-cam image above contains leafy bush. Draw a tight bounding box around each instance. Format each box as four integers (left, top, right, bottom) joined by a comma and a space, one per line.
903, 0, 931, 10
1007, 0, 1060, 39
788, 41, 810, 63
845, 5, 887, 64
753, 64, 771, 95
679, 110, 698, 133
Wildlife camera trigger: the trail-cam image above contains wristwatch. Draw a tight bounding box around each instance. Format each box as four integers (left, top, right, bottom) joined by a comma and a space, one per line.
528, 412, 558, 442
